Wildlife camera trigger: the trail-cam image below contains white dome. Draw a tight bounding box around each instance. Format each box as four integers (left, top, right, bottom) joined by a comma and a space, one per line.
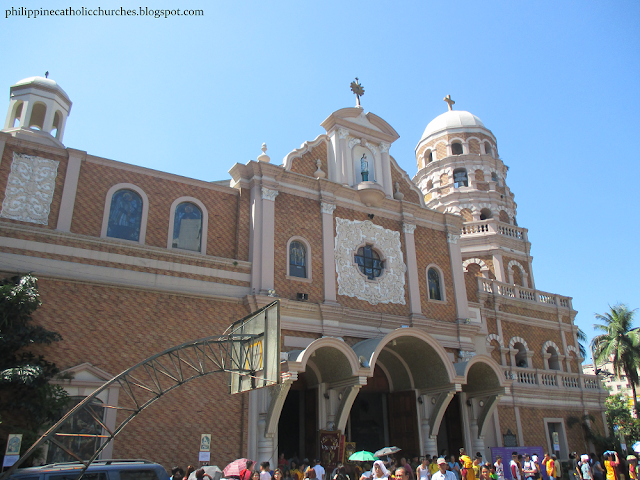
421, 110, 485, 141
12, 76, 71, 103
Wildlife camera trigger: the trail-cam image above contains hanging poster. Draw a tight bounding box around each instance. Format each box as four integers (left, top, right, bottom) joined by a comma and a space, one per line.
344, 442, 357, 464
319, 430, 342, 472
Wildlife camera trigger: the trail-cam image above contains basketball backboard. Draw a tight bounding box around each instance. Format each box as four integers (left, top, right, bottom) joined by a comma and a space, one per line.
228, 300, 280, 394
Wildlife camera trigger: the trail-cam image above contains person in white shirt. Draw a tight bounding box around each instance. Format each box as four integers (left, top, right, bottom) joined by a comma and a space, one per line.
431, 458, 457, 480
523, 454, 537, 480
494, 456, 504, 480
313, 459, 326, 480
510, 453, 522, 480
261, 463, 273, 480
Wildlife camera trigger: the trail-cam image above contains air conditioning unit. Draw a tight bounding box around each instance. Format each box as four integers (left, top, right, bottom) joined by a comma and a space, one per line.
296, 293, 308, 301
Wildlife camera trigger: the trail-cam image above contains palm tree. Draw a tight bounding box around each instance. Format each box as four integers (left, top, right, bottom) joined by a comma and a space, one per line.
592, 304, 640, 416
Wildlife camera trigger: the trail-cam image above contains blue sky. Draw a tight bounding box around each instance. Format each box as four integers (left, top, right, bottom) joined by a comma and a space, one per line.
2, 0, 639, 359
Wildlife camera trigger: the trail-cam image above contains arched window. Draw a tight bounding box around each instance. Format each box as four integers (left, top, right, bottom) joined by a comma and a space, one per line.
51, 111, 62, 138
107, 189, 143, 241
427, 267, 442, 300
491, 172, 499, 184
289, 241, 307, 278
451, 142, 463, 155
46, 396, 103, 463
426, 179, 433, 191
453, 168, 468, 187
480, 208, 492, 220
547, 347, 561, 370
11, 102, 23, 128
425, 150, 433, 164
514, 342, 528, 368
29, 103, 47, 130
355, 245, 384, 280
172, 202, 203, 252
485, 143, 492, 155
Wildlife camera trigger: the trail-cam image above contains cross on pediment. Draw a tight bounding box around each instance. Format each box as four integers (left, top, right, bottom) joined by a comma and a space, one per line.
444, 94, 455, 111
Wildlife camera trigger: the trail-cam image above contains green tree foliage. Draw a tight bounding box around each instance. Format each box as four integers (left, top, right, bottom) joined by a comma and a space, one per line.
592, 304, 640, 416
604, 394, 640, 446
0, 274, 69, 460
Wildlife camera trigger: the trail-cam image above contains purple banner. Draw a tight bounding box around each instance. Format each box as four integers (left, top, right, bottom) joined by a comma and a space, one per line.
490, 447, 546, 480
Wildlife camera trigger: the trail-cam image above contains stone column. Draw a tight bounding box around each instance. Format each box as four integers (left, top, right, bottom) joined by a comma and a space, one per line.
321, 202, 338, 303
338, 128, 349, 185
492, 253, 505, 282
447, 232, 470, 320
403, 223, 423, 316
249, 184, 264, 292
0, 134, 7, 164
260, 187, 279, 294
380, 142, 393, 197
57, 149, 86, 232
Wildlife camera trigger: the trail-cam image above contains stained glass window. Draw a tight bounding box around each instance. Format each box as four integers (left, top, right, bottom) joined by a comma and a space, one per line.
289, 241, 306, 278
172, 202, 203, 252
428, 268, 442, 300
107, 189, 142, 241
355, 245, 384, 280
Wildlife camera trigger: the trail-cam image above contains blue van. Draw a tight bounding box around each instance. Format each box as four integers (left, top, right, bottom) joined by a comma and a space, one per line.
9, 459, 170, 480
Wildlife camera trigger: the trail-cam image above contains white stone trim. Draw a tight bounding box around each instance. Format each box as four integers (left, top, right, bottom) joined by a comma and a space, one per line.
286, 235, 312, 283
508, 336, 529, 350
321, 202, 336, 215
166, 196, 209, 255
282, 133, 329, 170
261, 187, 279, 202
542, 340, 562, 355
100, 183, 149, 244
462, 258, 490, 272
566, 345, 579, 356
334, 218, 406, 305
507, 259, 528, 288
426, 263, 446, 303
403, 223, 416, 234
486, 333, 503, 347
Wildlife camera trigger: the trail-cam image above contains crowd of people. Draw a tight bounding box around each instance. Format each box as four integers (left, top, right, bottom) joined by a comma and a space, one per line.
168, 449, 639, 480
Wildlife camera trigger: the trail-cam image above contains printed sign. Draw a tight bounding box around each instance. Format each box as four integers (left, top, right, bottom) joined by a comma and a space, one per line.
552, 432, 560, 451
200, 434, 212, 452
5, 434, 22, 456
490, 446, 545, 480
319, 430, 342, 472
199, 451, 211, 462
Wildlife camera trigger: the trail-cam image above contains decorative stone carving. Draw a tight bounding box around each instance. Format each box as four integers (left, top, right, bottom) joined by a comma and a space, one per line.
403, 223, 416, 234
394, 182, 405, 201
338, 128, 349, 139
1, 153, 59, 225
364, 141, 378, 155
379, 142, 390, 154
321, 202, 336, 215
447, 233, 459, 244
314, 159, 326, 179
335, 218, 406, 305
459, 350, 477, 359
261, 187, 279, 202
348, 137, 361, 149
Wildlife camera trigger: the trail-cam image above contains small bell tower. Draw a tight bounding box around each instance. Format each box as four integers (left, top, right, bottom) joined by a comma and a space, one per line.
2, 74, 72, 148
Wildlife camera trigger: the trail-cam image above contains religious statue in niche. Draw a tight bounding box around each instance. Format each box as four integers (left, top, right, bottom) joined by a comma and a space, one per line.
360, 153, 369, 182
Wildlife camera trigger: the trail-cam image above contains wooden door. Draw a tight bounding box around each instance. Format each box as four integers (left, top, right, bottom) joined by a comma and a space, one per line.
388, 391, 420, 456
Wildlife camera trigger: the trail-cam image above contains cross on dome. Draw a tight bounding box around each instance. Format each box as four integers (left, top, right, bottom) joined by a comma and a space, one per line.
444, 94, 455, 111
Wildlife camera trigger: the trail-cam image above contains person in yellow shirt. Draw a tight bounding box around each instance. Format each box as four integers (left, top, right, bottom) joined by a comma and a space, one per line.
604, 452, 619, 480
627, 455, 637, 480
430, 458, 440, 476
459, 453, 475, 480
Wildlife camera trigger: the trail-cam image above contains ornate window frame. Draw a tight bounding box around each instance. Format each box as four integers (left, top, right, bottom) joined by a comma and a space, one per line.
100, 183, 149, 245
166, 196, 209, 255
353, 243, 388, 282
286, 236, 312, 283
425, 263, 446, 303
334, 218, 406, 305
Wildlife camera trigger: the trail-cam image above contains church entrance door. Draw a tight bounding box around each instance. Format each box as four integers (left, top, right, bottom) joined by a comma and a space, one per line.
436, 393, 464, 457
278, 373, 318, 463
388, 390, 420, 457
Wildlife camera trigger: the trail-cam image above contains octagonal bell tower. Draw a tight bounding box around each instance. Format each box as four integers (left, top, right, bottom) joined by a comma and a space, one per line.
413, 97, 535, 289
2, 75, 72, 148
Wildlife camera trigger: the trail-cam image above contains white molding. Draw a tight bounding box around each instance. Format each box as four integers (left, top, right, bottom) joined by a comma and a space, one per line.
261, 187, 279, 202
508, 336, 529, 350
486, 333, 503, 347
286, 235, 312, 282
166, 196, 209, 255
282, 134, 329, 170
100, 183, 149, 245
462, 258, 490, 272
0, 235, 250, 282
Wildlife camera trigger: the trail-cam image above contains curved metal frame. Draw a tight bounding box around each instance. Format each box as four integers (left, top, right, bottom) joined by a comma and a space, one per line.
0, 301, 280, 480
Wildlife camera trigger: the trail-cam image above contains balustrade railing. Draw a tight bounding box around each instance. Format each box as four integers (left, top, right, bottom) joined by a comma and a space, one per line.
460, 219, 527, 242
477, 278, 573, 309
502, 367, 601, 392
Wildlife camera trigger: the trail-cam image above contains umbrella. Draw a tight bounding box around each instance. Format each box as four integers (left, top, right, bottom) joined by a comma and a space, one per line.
224, 458, 253, 477
190, 466, 223, 480
633, 441, 640, 452
374, 447, 401, 458
349, 451, 378, 462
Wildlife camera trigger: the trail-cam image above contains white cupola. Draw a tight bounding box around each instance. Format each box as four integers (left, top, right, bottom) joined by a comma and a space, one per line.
2, 75, 72, 148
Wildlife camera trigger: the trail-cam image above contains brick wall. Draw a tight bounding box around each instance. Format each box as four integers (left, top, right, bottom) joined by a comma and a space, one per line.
273, 193, 324, 303
24, 276, 251, 471
414, 226, 457, 321
71, 160, 240, 259
390, 160, 421, 205
288, 142, 328, 178
500, 321, 564, 369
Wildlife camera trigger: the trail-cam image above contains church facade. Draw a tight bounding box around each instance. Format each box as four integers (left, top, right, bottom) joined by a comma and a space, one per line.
0, 76, 607, 469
